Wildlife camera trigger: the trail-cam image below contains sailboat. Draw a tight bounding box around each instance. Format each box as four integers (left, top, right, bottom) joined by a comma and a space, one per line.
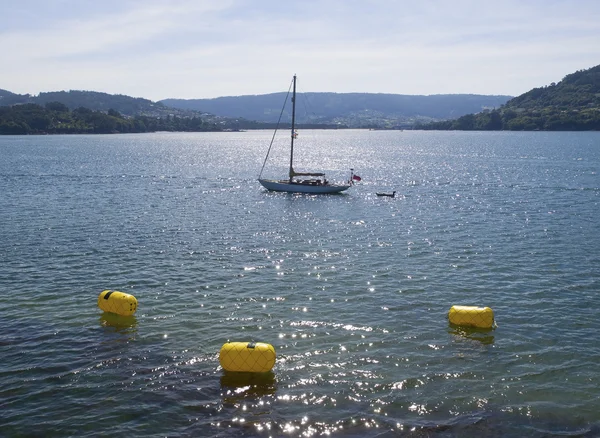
258, 75, 356, 194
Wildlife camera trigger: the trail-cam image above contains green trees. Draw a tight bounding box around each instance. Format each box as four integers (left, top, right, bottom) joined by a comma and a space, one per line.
0, 103, 227, 134
0, 120, 29, 135
45, 101, 69, 112
420, 64, 600, 131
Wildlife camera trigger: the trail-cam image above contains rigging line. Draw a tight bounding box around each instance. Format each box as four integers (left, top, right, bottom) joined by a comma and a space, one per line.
300, 91, 318, 123
258, 77, 294, 179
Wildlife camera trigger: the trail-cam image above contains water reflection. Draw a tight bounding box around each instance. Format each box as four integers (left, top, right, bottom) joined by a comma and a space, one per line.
220, 371, 277, 402
448, 324, 495, 345
99, 312, 138, 333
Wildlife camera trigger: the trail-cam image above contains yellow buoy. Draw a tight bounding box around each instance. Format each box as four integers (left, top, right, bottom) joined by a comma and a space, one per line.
448, 305, 495, 329
98, 290, 138, 316
219, 342, 276, 373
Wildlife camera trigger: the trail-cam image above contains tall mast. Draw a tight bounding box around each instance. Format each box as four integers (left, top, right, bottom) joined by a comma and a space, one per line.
289, 74, 297, 182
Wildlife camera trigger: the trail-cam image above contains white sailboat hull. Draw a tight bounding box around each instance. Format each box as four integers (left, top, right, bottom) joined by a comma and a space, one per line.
258, 178, 351, 194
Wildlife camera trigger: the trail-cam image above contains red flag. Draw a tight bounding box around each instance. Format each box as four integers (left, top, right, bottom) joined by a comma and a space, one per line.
352, 175, 362, 182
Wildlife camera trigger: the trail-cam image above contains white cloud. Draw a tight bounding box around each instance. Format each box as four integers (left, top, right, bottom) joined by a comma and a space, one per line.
1, 0, 599, 100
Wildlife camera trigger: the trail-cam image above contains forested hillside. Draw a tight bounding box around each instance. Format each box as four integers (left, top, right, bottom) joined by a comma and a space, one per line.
420, 64, 600, 131
0, 89, 192, 118
0, 102, 261, 135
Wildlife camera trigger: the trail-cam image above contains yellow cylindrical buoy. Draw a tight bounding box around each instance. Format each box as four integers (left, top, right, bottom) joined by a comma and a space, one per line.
98, 290, 138, 316
448, 305, 495, 329
219, 342, 276, 373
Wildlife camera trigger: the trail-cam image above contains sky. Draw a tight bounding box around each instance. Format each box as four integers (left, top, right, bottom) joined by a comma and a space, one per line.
1, 0, 599, 101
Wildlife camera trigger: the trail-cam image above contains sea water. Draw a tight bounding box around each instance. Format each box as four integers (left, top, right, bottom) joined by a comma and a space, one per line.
1, 130, 599, 437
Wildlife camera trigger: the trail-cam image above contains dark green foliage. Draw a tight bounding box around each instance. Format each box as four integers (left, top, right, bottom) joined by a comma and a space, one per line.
419, 64, 600, 131
0, 120, 29, 135
0, 89, 199, 119
45, 101, 69, 112
0, 104, 229, 135
35, 90, 165, 116
0, 89, 276, 133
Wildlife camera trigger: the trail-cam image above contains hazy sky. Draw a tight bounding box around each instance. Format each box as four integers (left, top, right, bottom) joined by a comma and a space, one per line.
1, 0, 599, 101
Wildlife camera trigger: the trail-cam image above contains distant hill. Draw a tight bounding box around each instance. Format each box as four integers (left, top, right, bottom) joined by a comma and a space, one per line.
161, 93, 512, 129
35, 90, 171, 117
420, 64, 600, 131
0, 88, 275, 134
0, 89, 27, 106
1, 86, 511, 129
0, 89, 278, 135
0, 89, 196, 118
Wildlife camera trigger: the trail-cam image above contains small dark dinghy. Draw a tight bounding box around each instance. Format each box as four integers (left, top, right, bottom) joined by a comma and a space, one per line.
376, 191, 396, 198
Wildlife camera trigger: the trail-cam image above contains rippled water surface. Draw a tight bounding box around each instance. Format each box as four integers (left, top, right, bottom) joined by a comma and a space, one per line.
1, 130, 599, 437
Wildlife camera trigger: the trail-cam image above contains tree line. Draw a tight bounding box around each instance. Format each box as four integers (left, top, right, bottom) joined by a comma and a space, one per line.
0, 102, 261, 135
417, 106, 600, 131
418, 65, 600, 131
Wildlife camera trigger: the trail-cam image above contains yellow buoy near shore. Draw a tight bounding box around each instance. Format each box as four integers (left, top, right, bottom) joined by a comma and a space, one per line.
98, 290, 138, 316
448, 305, 495, 329
219, 342, 276, 373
